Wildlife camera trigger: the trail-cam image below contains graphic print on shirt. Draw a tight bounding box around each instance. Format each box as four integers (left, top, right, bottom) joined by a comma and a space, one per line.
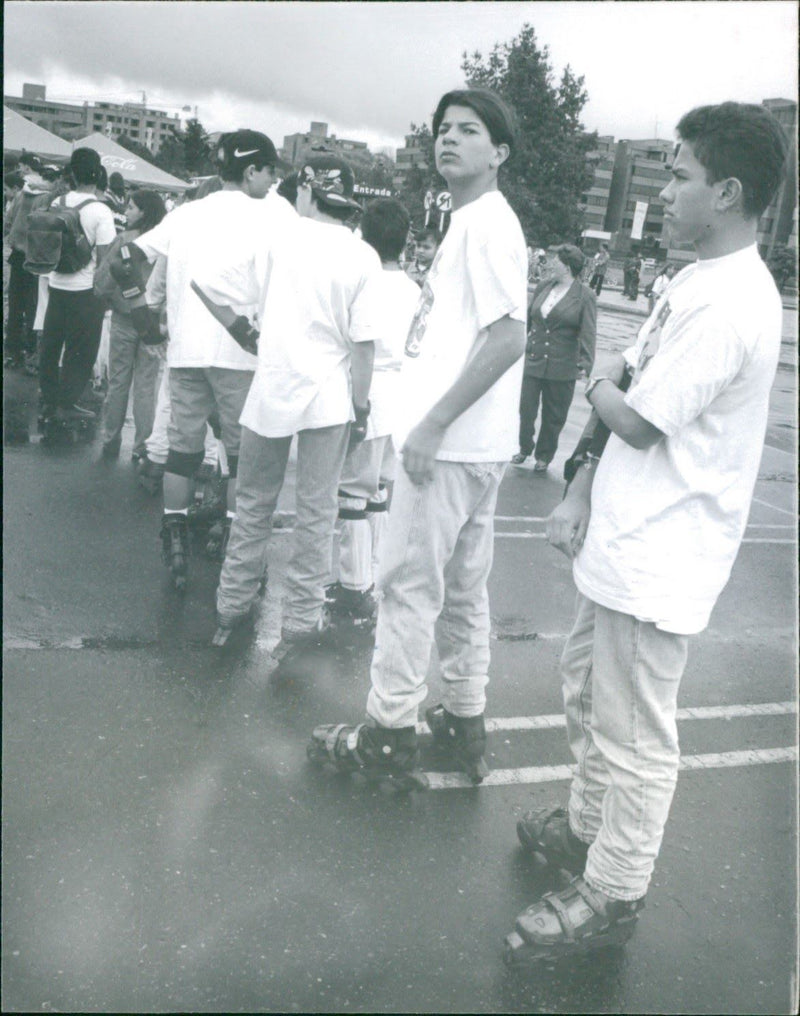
404, 248, 441, 358
633, 298, 673, 382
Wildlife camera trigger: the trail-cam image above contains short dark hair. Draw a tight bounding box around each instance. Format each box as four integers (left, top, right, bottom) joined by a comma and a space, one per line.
550, 243, 585, 277
416, 225, 442, 247
129, 189, 166, 233
108, 171, 126, 198
361, 198, 410, 262
5, 171, 25, 190
676, 102, 788, 218
276, 173, 299, 207
69, 147, 102, 186
432, 88, 516, 154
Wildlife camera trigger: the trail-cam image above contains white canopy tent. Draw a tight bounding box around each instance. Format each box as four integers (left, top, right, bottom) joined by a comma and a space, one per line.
3, 106, 72, 162
71, 132, 189, 192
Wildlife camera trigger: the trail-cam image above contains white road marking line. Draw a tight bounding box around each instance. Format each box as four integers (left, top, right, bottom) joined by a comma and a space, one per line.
415, 700, 797, 736
752, 496, 796, 518
425, 746, 798, 790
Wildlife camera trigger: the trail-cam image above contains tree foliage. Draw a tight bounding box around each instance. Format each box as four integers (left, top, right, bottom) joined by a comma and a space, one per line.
396, 123, 440, 230
461, 23, 596, 245
767, 244, 797, 294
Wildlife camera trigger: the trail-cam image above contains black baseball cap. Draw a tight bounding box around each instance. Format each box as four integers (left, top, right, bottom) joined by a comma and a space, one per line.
298, 155, 362, 211
217, 129, 290, 173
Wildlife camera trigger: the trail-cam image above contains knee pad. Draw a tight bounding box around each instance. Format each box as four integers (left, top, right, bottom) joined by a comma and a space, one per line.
166, 448, 205, 478
338, 489, 368, 521
226, 454, 238, 479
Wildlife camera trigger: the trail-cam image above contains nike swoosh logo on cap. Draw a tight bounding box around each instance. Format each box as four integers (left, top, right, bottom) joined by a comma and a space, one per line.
233, 147, 261, 158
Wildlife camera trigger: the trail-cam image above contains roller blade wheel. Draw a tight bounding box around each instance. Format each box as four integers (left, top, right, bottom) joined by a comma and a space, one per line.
160, 515, 189, 592
425, 704, 490, 784
306, 723, 429, 793
516, 807, 589, 879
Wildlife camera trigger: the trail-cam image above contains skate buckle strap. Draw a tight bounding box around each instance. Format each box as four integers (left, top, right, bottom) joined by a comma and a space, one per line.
541, 891, 577, 942
571, 877, 610, 917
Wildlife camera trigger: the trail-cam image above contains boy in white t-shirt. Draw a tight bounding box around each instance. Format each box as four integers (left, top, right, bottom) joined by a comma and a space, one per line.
326, 197, 421, 624
38, 148, 116, 423
192, 155, 380, 649
128, 129, 295, 591
506, 102, 788, 965
308, 88, 527, 789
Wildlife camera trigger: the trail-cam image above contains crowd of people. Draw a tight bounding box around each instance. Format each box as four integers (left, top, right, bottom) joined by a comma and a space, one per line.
2, 90, 789, 966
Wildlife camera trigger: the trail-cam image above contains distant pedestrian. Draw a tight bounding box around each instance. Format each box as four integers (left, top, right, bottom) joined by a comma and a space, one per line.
511, 244, 596, 472
588, 242, 609, 295
646, 262, 677, 314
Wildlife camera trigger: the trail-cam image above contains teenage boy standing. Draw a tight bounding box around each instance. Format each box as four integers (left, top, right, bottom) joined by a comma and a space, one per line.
192, 155, 380, 650
38, 148, 116, 423
506, 102, 788, 964
308, 88, 527, 788
128, 130, 294, 590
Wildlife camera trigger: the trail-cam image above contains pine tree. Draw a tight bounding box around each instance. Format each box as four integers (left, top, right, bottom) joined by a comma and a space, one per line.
461, 23, 596, 245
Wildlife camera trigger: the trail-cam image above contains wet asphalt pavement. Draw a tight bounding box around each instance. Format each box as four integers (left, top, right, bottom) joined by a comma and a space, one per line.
2, 306, 798, 1013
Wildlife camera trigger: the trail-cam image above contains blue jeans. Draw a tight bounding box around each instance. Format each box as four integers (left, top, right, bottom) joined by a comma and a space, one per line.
366, 460, 505, 729
217, 423, 349, 632
563, 594, 689, 900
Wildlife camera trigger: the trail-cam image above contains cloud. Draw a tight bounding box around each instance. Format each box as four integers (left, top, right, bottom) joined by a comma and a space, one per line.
5, 1, 797, 147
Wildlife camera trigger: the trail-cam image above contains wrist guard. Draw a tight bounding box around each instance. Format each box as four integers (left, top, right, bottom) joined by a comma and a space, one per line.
228, 315, 259, 356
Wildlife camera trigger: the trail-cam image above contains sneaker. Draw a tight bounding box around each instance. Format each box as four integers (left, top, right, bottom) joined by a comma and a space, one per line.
511, 452, 529, 465
533, 460, 549, 473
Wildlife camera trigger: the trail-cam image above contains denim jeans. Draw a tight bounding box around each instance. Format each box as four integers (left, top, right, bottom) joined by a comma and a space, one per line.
562, 593, 689, 900
217, 423, 349, 631
102, 312, 161, 457
366, 460, 505, 729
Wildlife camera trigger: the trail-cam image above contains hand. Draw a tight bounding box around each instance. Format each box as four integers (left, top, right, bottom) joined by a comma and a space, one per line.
401, 417, 447, 486
347, 402, 370, 452
546, 495, 591, 558
604, 353, 628, 387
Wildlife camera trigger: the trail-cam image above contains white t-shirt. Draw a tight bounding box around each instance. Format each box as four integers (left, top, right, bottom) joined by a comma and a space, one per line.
366, 268, 422, 439
134, 189, 296, 370
195, 216, 382, 438
395, 190, 527, 461
574, 244, 781, 634
48, 192, 117, 292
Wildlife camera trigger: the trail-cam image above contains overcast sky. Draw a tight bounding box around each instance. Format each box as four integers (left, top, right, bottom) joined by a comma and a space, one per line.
4, 1, 797, 154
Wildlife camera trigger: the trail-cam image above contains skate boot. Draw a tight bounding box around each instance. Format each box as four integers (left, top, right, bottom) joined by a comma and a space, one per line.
425, 704, 490, 784
307, 723, 429, 792
516, 807, 590, 879
160, 513, 189, 591
503, 877, 645, 967
324, 581, 377, 630
269, 611, 331, 670
138, 457, 165, 495
211, 605, 256, 647
189, 463, 226, 529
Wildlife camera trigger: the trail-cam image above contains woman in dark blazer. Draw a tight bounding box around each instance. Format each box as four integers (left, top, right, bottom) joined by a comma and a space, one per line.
512, 243, 596, 472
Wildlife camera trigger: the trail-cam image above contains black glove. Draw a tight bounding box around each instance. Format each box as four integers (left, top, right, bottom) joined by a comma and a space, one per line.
130, 304, 163, 346
227, 315, 259, 356
109, 244, 146, 300
348, 401, 370, 452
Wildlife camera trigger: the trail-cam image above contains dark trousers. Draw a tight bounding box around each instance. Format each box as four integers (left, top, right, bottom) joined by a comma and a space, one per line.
518, 375, 576, 463
39, 286, 106, 409
588, 271, 606, 296
4, 251, 39, 358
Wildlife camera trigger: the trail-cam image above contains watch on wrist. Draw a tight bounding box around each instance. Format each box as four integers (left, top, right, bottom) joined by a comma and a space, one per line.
585, 376, 612, 402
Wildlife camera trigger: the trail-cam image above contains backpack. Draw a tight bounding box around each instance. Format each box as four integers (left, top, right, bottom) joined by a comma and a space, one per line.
23, 196, 101, 275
